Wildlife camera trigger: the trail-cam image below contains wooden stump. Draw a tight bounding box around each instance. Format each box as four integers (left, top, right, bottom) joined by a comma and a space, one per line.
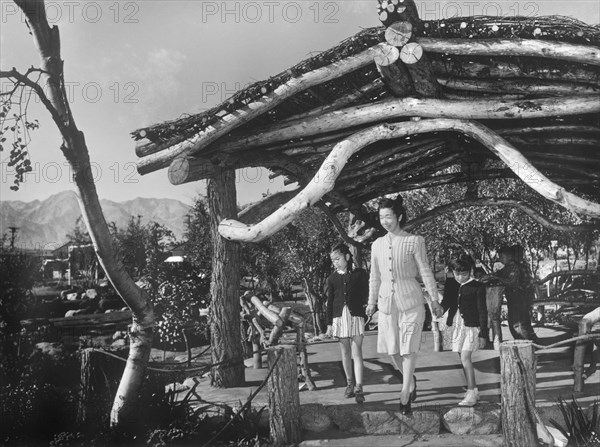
500, 340, 537, 447
77, 348, 125, 427
267, 345, 301, 445
573, 308, 599, 392
432, 321, 442, 352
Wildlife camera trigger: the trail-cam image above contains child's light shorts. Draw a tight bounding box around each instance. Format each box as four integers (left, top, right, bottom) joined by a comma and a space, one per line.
451, 313, 481, 352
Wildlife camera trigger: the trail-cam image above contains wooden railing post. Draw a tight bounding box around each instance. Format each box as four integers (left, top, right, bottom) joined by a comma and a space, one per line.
574, 307, 600, 392
500, 340, 537, 447
267, 345, 301, 445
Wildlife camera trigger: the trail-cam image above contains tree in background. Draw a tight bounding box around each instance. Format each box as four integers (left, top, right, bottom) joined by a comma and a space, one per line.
183, 196, 212, 272
404, 177, 596, 274
277, 207, 342, 335
1, 1, 155, 427
0, 247, 40, 336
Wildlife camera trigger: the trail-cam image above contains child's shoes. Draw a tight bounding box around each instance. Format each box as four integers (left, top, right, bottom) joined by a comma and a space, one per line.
344, 381, 355, 398
458, 388, 479, 407
354, 384, 365, 403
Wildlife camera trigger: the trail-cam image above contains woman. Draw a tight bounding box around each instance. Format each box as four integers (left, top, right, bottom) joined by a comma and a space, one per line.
366, 196, 443, 414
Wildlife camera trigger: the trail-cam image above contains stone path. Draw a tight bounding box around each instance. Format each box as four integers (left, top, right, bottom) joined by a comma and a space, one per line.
186, 324, 599, 443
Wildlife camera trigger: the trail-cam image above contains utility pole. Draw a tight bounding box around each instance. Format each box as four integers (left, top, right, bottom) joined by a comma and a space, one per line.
8, 226, 18, 250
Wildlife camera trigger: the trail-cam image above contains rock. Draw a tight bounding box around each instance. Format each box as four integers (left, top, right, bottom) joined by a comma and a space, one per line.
301, 403, 333, 432
86, 289, 98, 299
326, 405, 440, 435
183, 376, 199, 390
34, 342, 65, 359
393, 410, 440, 435
165, 382, 189, 393
442, 403, 501, 435
325, 405, 365, 433
112, 330, 127, 340
110, 338, 127, 349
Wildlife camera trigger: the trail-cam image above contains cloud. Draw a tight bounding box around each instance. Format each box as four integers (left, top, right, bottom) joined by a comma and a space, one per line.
129, 48, 189, 124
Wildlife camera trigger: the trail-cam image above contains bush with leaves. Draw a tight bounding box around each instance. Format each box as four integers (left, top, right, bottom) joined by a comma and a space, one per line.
550, 397, 600, 447
148, 262, 211, 352
0, 248, 41, 337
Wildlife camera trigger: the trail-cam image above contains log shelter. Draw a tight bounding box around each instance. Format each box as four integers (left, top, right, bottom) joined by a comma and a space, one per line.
132, 10, 600, 242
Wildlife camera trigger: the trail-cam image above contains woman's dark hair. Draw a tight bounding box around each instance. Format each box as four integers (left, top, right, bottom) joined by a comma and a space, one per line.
330, 242, 354, 271
377, 195, 407, 225
449, 253, 474, 272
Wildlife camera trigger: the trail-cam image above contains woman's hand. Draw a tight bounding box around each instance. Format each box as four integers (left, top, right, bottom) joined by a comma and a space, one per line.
430, 301, 443, 319
366, 304, 377, 316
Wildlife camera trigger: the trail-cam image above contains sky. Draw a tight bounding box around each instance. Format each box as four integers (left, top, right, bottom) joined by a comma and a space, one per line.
1, 0, 598, 206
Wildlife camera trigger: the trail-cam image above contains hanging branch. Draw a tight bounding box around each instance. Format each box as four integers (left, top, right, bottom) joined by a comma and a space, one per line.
403, 198, 597, 233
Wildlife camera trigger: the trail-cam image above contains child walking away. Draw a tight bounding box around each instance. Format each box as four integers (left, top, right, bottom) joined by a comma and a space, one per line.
325, 243, 369, 403
442, 254, 488, 407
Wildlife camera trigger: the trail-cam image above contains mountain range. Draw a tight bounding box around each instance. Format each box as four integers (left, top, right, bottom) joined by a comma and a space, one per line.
0, 191, 191, 250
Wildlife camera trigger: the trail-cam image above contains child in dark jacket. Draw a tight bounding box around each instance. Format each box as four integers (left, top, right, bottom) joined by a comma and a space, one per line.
325, 243, 369, 403
441, 254, 488, 407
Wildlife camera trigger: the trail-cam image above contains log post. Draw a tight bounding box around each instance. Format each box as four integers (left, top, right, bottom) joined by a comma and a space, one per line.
77, 348, 125, 427
267, 345, 301, 445
431, 321, 442, 352
296, 324, 317, 391
208, 168, 245, 387
573, 307, 599, 392
500, 340, 537, 447
268, 306, 292, 345
251, 323, 262, 369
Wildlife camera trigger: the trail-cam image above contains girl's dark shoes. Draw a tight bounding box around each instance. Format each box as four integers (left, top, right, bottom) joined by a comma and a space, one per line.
344, 382, 355, 398
354, 384, 365, 403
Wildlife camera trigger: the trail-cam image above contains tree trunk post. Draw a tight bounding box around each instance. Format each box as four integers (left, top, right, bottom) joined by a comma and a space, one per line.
573, 310, 598, 392
267, 345, 301, 445
432, 321, 442, 352
208, 169, 245, 387
500, 340, 537, 447
296, 324, 317, 390
77, 348, 125, 428
252, 341, 262, 369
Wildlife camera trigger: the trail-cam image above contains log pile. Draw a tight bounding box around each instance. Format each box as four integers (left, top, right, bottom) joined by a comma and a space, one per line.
240, 293, 316, 390
132, 3, 600, 242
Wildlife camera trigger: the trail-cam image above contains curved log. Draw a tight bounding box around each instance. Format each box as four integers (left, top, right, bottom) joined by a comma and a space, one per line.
218, 119, 600, 242
239, 189, 300, 224
403, 198, 597, 233
210, 95, 600, 154
136, 43, 387, 175
418, 38, 600, 67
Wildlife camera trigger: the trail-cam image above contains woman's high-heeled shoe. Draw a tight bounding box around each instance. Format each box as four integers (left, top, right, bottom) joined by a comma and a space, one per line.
399, 394, 412, 415
410, 374, 418, 402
